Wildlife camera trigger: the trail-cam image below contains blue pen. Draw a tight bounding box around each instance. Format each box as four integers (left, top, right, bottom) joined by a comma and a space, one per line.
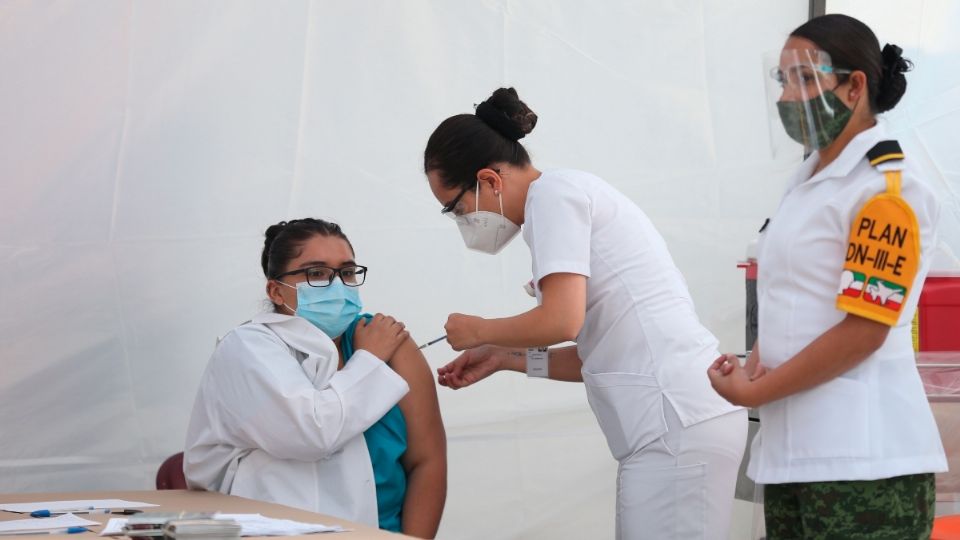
0, 527, 89, 536
30, 509, 96, 518
30, 509, 140, 518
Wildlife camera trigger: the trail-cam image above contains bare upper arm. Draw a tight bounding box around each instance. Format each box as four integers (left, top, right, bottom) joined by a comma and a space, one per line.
390, 337, 446, 470
538, 273, 587, 338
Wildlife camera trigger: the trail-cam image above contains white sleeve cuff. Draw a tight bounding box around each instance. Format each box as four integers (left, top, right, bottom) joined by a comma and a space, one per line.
534, 262, 591, 284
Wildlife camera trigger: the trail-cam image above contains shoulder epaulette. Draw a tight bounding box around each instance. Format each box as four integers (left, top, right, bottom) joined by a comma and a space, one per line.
866, 140, 904, 166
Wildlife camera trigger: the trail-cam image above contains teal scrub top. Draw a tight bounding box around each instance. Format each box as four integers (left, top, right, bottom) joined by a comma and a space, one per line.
342, 314, 408, 532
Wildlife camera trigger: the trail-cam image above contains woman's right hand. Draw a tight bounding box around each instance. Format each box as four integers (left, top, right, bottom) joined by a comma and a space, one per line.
353, 313, 409, 362
437, 345, 507, 390
715, 352, 768, 381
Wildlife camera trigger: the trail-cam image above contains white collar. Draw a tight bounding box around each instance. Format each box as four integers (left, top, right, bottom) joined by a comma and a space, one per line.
250, 311, 338, 358
792, 120, 890, 188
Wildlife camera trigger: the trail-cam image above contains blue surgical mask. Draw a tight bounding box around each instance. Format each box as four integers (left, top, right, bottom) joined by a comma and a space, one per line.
280, 279, 362, 338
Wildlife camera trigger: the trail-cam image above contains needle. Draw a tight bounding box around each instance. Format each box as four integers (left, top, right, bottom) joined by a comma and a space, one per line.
417, 335, 447, 350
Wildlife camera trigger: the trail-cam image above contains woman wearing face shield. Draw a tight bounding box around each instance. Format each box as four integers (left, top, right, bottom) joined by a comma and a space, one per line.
423, 88, 747, 539
707, 14, 946, 539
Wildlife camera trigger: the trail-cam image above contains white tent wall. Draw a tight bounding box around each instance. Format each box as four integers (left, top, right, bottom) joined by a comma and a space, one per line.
1, 1, 956, 539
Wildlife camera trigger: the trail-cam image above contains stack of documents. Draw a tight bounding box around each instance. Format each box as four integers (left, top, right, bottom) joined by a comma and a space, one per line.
164, 519, 241, 540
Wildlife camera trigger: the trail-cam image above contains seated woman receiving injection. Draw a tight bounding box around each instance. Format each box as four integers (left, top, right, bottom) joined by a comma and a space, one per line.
184, 218, 446, 538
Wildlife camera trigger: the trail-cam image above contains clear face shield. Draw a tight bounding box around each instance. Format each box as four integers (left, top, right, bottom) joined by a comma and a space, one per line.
764, 49, 854, 157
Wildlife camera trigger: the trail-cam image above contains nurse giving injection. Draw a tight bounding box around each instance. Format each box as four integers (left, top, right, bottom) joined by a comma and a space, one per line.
416, 87, 747, 540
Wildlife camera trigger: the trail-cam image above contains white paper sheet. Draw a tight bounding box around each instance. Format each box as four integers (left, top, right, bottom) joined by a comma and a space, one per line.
0, 513, 101, 534
0, 500, 158, 514
100, 514, 343, 536
98, 519, 127, 536
216, 514, 344, 535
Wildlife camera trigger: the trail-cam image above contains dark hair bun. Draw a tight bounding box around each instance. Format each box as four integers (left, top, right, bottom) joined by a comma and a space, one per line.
876, 43, 912, 113
261, 221, 288, 276
475, 87, 538, 141
263, 221, 290, 253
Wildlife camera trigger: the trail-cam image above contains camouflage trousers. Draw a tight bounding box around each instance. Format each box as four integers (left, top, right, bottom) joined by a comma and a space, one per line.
764, 473, 935, 539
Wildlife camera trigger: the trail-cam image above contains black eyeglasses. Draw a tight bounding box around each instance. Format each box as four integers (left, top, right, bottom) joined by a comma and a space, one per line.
273, 265, 368, 287
440, 169, 501, 215
440, 185, 471, 215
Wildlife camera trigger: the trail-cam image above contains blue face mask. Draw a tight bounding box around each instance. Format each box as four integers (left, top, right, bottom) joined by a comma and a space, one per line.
280, 280, 362, 339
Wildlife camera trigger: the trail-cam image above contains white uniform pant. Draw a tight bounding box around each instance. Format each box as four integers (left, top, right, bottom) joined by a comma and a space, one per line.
616, 399, 747, 540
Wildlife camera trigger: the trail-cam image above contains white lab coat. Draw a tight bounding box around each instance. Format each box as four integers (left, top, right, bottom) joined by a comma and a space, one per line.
183, 312, 409, 526
749, 121, 947, 483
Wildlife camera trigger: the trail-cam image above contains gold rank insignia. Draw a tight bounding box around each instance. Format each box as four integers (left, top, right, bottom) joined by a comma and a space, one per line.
836, 140, 919, 326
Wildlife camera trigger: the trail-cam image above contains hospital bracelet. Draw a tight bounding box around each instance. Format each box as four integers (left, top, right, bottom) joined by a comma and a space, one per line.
526, 347, 549, 378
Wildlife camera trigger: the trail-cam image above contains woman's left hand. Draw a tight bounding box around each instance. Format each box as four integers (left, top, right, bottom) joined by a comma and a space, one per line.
707, 353, 761, 407
444, 313, 486, 351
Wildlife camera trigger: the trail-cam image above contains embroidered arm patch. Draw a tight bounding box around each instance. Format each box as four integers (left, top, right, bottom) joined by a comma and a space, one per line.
836, 173, 920, 326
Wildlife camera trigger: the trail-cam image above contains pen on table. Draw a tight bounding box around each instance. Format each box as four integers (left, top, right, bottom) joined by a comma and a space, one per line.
30, 508, 90, 518
30, 509, 94, 518
417, 335, 447, 350
0, 527, 89, 536
30, 509, 141, 518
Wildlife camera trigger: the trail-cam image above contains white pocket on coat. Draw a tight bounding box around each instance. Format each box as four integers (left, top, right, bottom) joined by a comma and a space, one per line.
787, 376, 870, 459
582, 371, 665, 461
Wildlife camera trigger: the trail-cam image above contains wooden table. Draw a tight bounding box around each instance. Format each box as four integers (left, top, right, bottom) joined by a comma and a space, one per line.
0, 490, 414, 539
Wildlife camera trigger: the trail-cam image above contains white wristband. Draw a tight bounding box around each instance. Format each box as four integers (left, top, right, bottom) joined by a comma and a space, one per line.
526, 347, 549, 378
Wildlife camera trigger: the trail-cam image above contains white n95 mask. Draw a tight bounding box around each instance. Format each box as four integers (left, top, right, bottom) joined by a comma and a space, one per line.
455, 183, 520, 255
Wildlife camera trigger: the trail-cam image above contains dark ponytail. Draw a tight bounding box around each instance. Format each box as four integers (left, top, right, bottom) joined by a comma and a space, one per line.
791, 14, 912, 113
261, 218, 354, 278
424, 87, 538, 190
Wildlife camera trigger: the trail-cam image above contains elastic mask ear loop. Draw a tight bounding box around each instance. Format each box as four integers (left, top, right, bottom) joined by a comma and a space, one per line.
475, 181, 480, 213
274, 279, 296, 315
824, 81, 843, 115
